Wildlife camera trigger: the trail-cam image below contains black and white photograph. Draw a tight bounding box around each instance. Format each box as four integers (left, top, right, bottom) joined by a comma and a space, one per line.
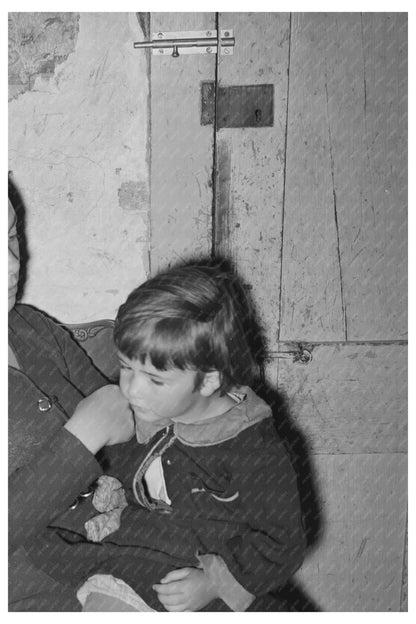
8, 8, 408, 613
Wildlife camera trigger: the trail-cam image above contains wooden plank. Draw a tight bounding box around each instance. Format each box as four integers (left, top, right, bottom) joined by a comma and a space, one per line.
281, 14, 407, 342
280, 13, 346, 342
215, 12, 290, 350
295, 453, 407, 611
150, 12, 216, 272
400, 518, 408, 611
274, 343, 407, 454
324, 13, 407, 341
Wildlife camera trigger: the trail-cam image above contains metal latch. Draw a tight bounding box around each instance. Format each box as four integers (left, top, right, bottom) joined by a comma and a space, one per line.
133, 30, 234, 57
268, 346, 313, 365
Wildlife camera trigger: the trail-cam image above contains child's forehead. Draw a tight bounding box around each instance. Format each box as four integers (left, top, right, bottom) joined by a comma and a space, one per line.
117, 351, 195, 379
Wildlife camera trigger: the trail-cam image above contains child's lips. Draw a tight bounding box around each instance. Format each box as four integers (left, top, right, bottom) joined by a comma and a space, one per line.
131, 404, 147, 415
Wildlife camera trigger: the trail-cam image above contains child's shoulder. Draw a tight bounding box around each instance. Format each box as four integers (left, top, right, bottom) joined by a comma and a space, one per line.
175, 386, 273, 448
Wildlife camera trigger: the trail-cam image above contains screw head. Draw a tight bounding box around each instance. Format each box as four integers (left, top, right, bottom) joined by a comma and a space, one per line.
223, 48, 230, 55
224, 31, 230, 37
206, 31, 212, 37
206, 47, 212, 53
157, 32, 164, 39
158, 49, 164, 54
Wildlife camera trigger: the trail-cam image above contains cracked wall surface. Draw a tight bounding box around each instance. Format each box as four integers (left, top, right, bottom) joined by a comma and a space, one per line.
8, 12, 149, 322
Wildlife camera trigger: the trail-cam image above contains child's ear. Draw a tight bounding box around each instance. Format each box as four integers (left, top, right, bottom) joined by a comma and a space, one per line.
199, 370, 221, 397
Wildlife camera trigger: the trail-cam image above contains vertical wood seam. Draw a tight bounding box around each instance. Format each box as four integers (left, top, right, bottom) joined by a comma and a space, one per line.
211, 11, 220, 258
277, 12, 292, 344
399, 506, 408, 611
139, 12, 152, 277
360, 14, 368, 117
324, 80, 348, 340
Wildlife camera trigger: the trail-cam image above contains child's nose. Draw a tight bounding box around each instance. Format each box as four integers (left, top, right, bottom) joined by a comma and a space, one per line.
127, 373, 146, 400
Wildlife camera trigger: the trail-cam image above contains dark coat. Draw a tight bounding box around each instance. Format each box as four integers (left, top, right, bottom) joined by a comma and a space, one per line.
8, 304, 106, 611
27, 387, 306, 611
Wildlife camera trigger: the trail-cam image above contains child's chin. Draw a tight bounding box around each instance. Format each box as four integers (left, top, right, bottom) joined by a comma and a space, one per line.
133, 409, 168, 426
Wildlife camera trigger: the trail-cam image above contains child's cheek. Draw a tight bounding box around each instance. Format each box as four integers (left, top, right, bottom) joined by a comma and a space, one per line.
118, 371, 129, 399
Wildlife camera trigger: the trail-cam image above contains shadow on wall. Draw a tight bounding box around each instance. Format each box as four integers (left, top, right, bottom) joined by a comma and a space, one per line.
174, 255, 323, 611
255, 380, 322, 611
9, 174, 29, 303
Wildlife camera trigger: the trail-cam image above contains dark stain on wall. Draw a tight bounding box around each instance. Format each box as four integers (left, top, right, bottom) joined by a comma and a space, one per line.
118, 180, 149, 211
8, 12, 80, 100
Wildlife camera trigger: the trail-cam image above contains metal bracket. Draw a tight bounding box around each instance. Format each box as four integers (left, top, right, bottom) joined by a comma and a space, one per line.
133, 29, 234, 57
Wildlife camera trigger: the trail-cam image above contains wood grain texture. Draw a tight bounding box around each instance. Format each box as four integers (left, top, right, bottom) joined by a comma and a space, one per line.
215, 12, 290, 349
400, 518, 408, 611
275, 342, 407, 454
150, 13, 216, 273
280, 13, 407, 341
280, 13, 346, 342
324, 13, 407, 341
295, 453, 407, 611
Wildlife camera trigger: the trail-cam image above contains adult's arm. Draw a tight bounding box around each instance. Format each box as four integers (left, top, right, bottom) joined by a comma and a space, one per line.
9, 386, 135, 553
9, 428, 102, 553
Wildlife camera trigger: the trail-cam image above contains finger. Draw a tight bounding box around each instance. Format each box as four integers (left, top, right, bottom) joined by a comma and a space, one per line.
157, 593, 188, 609
157, 593, 185, 606
153, 582, 184, 596
159, 567, 192, 583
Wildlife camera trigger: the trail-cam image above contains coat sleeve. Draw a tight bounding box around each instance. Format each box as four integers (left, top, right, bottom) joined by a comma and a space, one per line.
195, 426, 306, 605
9, 428, 102, 553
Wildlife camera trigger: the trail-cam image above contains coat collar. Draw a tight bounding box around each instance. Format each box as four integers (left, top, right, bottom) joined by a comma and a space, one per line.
135, 386, 271, 447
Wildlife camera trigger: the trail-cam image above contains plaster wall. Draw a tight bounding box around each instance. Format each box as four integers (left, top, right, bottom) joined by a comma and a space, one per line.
9, 12, 150, 322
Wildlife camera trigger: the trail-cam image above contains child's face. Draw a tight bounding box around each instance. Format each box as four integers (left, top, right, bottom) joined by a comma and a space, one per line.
118, 352, 204, 427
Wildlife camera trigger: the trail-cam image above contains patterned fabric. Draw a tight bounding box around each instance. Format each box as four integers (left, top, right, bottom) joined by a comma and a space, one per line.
85, 476, 128, 542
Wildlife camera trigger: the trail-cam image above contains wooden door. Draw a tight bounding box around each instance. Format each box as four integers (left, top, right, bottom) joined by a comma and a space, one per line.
148, 12, 216, 271
149, 11, 407, 612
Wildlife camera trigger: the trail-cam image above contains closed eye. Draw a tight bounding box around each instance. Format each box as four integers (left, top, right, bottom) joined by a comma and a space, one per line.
150, 378, 164, 386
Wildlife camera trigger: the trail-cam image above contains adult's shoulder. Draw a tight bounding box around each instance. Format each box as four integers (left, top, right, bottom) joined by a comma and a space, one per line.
11, 303, 57, 328
9, 303, 67, 351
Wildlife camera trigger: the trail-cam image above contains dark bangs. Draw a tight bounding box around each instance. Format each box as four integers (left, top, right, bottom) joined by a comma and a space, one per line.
114, 263, 257, 393
115, 315, 219, 373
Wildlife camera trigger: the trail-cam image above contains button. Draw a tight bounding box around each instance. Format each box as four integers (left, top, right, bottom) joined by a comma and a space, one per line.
37, 397, 52, 412
79, 485, 95, 498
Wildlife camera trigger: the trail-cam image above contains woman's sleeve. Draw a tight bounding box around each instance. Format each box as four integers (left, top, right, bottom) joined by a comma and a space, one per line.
9, 428, 103, 553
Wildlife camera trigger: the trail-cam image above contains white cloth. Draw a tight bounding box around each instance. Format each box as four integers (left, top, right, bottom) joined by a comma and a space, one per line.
77, 574, 155, 611
144, 455, 171, 505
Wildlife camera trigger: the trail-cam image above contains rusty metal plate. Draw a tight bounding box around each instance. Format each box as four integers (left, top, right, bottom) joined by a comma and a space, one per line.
201, 81, 274, 127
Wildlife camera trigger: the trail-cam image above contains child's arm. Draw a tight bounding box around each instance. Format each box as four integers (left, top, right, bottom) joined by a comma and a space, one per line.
178, 428, 306, 611
155, 428, 305, 612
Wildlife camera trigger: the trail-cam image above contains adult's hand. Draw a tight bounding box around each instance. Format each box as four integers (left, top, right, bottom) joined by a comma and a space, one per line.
64, 385, 135, 454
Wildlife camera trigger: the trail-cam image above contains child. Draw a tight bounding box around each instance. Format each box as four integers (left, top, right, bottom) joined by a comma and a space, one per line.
27, 263, 306, 611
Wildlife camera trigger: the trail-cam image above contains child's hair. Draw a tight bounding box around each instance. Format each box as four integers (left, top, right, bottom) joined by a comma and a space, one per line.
114, 262, 255, 394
